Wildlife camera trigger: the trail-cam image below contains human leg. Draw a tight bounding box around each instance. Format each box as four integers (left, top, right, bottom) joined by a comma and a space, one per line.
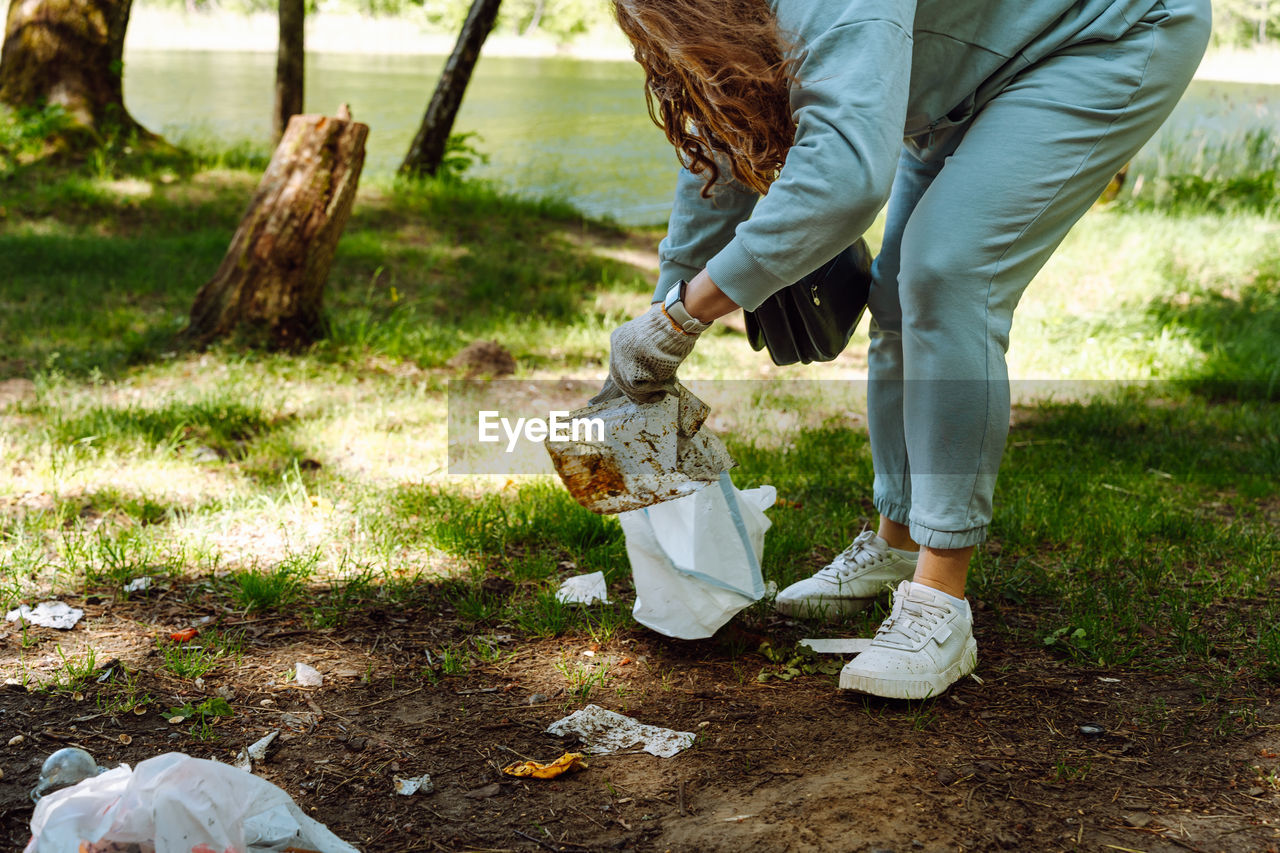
842, 0, 1210, 698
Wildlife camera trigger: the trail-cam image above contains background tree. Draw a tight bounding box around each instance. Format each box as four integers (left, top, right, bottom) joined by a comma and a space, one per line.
0, 0, 152, 144
400, 0, 501, 177
274, 0, 304, 144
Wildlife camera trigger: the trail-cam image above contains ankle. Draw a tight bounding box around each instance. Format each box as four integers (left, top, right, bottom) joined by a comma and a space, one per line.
877, 519, 919, 552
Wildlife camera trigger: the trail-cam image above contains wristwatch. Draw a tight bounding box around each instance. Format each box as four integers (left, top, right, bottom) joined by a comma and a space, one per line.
662, 280, 713, 334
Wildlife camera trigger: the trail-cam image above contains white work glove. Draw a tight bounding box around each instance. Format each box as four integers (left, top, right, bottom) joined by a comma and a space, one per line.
590, 302, 702, 405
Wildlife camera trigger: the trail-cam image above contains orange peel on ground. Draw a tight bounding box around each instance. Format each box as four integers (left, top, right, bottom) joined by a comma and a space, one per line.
501, 752, 587, 779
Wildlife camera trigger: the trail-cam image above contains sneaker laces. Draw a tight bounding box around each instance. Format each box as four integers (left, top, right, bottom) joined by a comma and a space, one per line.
872, 583, 950, 649
817, 529, 888, 580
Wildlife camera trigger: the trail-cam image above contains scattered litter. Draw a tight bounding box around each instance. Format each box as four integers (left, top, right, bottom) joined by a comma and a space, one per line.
463, 782, 502, 799
234, 731, 279, 771
1123, 813, 1153, 828
393, 773, 434, 795
502, 752, 587, 779
1098, 677, 1121, 683
9, 734, 25, 747
294, 663, 323, 687
279, 712, 317, 731
764, 580, 778, 598
168, 628, 197, 642
1078, 723, 1106, 736
723, 814, 756, 822
6, 602, 84, 630
124, 577, 153, 594
799, 638, 873, 655
26, 753, 359, 853
555, 571, 611, 606
190, 445, 222, 464
547, 704, 695, 758
30, 748, 105, 802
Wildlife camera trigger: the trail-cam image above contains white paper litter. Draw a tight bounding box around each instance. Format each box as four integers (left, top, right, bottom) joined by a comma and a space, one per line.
555, 572, 611, 606
294, 663, 323, 687
393, 773, 433, 795
6, 602, 84, 630
547, 704, 695, 758
234, 731, 279, 771
124, 577, 153, 593
799, 638, 873, 655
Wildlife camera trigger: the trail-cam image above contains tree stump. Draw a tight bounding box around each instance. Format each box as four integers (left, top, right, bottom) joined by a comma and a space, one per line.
184, 107, 368, 349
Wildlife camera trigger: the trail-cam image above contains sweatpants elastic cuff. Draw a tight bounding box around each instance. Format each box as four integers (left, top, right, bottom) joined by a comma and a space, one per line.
908, 521, 988, 550
872, 497, 912, 528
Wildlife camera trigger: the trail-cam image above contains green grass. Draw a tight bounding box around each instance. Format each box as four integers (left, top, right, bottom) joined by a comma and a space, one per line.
0, 129, 1276, 701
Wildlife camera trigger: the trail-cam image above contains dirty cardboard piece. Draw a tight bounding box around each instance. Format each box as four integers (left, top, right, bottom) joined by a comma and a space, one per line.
545, 386, 734, 515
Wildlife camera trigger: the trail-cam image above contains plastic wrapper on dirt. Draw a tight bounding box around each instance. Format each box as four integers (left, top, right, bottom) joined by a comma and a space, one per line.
501, 752, 587, 779
6, 601, 84, 630
547, 705, 695, 758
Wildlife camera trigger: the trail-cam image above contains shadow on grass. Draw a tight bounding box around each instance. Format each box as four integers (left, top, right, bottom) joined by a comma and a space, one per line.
0, 164, 655, 381
1145, 252, 1280, 400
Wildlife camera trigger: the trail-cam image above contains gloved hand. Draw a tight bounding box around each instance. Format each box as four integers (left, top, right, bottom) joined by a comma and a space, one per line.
590, 302, 703, 405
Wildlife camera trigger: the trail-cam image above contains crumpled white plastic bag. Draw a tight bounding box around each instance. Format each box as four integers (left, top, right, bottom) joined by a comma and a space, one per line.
26, 753, 359, 853
620, 472, 774, 640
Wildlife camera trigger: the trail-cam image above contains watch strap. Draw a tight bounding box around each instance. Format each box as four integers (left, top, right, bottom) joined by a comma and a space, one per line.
663, 280, 712, 334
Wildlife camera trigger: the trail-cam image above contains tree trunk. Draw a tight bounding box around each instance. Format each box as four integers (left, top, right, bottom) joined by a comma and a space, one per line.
273, 0, 304, 144
0, 0, 148, 140
184, 108, 368, 350
400, 0, 502, 177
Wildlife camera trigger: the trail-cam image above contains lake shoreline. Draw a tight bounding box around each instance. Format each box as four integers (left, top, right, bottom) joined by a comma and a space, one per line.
125, 8, 1280, 85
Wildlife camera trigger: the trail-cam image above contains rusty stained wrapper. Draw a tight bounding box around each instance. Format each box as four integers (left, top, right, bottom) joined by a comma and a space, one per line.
545, 386, 735, 515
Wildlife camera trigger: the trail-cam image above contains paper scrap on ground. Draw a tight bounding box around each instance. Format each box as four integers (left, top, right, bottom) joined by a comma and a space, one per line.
234, 731, 279, 771
502, 752, 587, 779
555, 572, 611, 605
547, 704, 695, 758
124, 577, 153, 593
799, 638, 872, 655
294, 662, 323, 687
394, 773, 434, 794
5, 602, 84, 630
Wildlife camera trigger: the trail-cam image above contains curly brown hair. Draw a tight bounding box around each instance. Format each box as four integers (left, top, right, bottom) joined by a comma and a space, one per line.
613, 0, 797, 197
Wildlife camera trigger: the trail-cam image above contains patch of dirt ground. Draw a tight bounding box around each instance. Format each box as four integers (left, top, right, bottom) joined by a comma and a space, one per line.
2, 589, 1278, 853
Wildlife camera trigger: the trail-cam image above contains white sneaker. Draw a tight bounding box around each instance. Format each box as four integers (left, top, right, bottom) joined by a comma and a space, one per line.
775, 530, 919, 619
839, 581, 978, 700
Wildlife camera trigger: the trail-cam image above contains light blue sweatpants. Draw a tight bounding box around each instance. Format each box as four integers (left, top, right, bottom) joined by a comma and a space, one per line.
866, 0, 1211, 549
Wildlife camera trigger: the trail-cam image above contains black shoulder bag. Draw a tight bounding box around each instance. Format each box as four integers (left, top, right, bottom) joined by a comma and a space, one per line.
743, 238, 874, 366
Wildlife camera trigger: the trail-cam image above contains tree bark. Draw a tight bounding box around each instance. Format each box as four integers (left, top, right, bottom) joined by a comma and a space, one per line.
0, 0, 148, 140
184, 108, 368, 350
400, 0, 502, 177
273, 0, 304, 144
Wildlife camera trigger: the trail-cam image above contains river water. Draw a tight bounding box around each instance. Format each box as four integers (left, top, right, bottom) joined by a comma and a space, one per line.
123, 50, 1280, 225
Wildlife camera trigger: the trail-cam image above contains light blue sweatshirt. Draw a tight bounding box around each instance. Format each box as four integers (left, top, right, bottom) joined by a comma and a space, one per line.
654, 0, 1168, 310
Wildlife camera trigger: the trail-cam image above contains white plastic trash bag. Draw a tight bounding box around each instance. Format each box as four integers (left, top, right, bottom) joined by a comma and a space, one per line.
620, 472, 774, 640
26, 752, 359, 853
